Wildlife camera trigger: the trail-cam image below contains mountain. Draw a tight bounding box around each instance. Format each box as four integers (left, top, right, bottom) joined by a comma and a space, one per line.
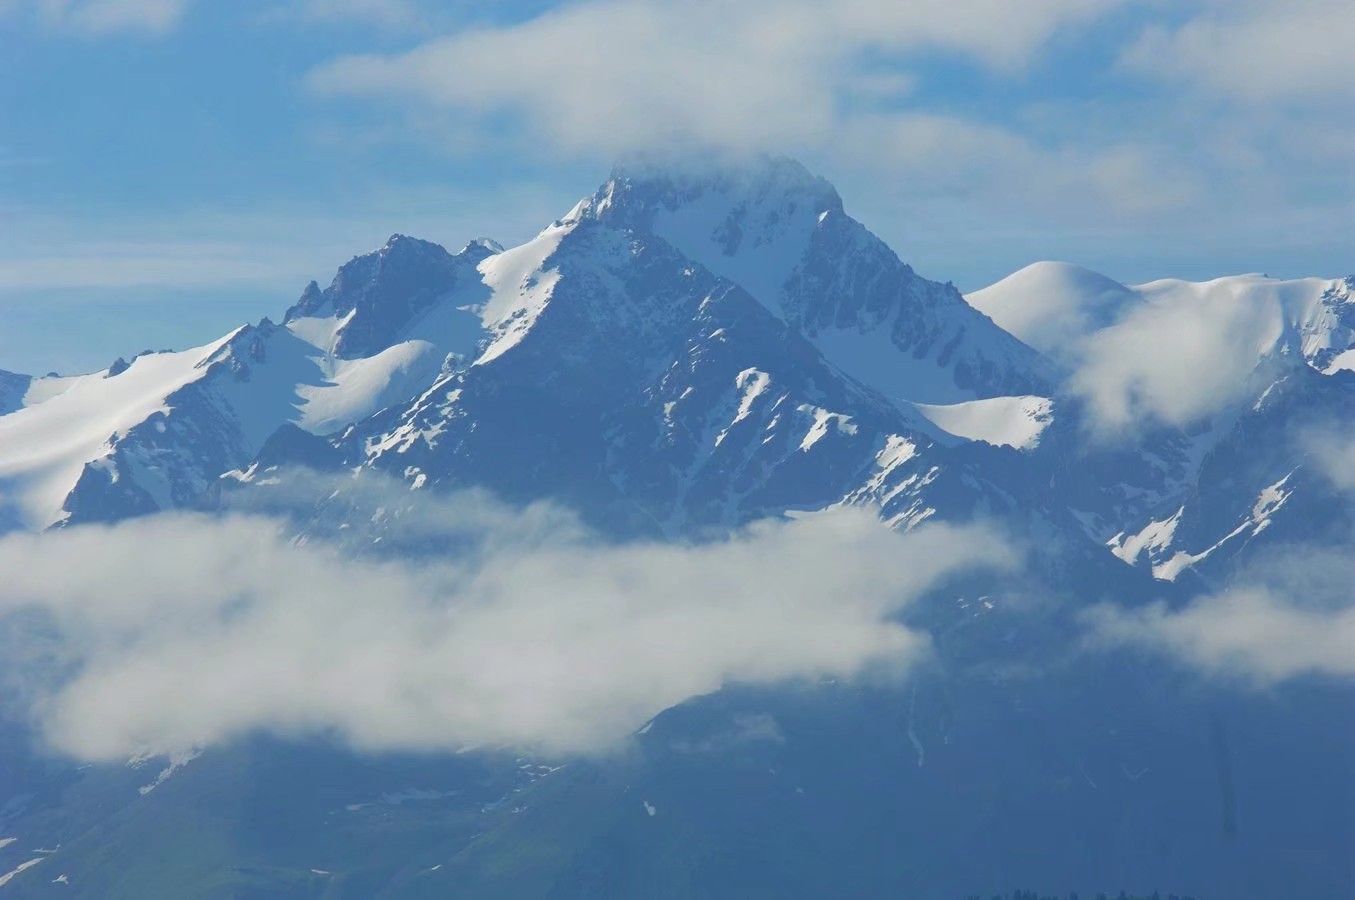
970, 265, 1355, 376
0, 159, 1351, 899
969, 265, 1355, 583
580, 157, 1056, 403
0, 236, 494, 531
964, 261, 1139, 362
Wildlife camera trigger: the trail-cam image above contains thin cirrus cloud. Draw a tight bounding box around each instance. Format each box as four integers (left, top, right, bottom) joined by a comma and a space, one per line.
0, 486, 1015, 761
20, 0, 191, 34
0, 243, 310, 291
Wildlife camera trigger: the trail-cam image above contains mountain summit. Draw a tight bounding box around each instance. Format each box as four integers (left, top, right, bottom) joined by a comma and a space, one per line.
573, 155, 1055, 403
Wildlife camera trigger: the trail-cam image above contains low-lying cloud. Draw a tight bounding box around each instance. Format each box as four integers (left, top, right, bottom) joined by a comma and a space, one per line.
1084, 589, 1355, 683
1069, 285, 1282, 434
1307, 423, 1355, 493
1083, 543, 1355, 684
0, 490, 1013, 761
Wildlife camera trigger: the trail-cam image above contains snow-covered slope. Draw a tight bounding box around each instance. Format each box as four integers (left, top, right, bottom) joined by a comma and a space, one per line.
573, 156, 1056, 404
1106, 366, 1355, 583
973, 262, 1355, 582
221, 179, 1132, 599
1131, 273, 1355, 375
0, 336, 236, 529
2, 161, 1348, 599
969, 265, 1355, 375
0, 236, 497, 530
964, 261, 1138, 361
912, 396, 1054, 450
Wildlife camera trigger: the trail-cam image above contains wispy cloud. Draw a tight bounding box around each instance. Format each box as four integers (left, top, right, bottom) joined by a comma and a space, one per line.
1307, 423, 1355, 493
0, 243, 309, 291
258, 0, 432, 32
305, 0, 1133, 155
1069, 285, 1283, 434
1083, 585, 1355, 684
1120, 0, 1355, 104
297, 0, 1354, 285
0, 485, 1014, 760
1083, 539, 1355, 685
18, 0, 192, 35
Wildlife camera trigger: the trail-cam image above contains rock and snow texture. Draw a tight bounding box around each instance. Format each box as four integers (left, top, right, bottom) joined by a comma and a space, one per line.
0, 857, 44, 887
573, 156, 1056, 404
912, 396, 1053, 450
972, 261, 1355, 581
969, 265, 1355, 377
0, 236, 499, 530
0, 155, 1349, 595
0, 335, 238, 529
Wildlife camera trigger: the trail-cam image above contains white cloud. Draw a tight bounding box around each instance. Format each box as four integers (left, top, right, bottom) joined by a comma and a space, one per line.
1307, 424, 1355, 493
1069, 285, 1283, 433
302, 0, 1239, 232
306, 0, 1133, 155
1083, 586, 1355, 684
1085, 535, 1355, 684
33, 0, 190, 34
0, 493, 1013, 761
1121, 0, 1355, 104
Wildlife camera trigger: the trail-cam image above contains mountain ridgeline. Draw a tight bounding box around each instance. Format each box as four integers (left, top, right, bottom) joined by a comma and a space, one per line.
0, 157, 1351, 899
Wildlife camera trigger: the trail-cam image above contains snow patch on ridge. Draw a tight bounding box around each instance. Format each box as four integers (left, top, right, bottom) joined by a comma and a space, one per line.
474, 222, 574, 365
0, 334, 237, 529
912, 396, 1053, 450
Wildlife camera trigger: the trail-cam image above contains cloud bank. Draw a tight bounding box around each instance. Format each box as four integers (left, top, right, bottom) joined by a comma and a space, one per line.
302, 0, 1181, 221
307, 0, 1127, 154
1084, 542, 1355, 684
0, 493, 1013, 761
1121, 0, 1355, 104
1307, 424, 1355, 493
1084, 589, 1355, 684
1069, 285, 1283, 433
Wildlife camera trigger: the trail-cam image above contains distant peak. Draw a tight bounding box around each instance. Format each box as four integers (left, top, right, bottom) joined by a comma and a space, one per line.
380, 233, 446, 255
576, 153, 844, 227
971, 261, 1133, 301
461, 237, 504, 257
282, 235, 460, 353
287, 280, 326, 322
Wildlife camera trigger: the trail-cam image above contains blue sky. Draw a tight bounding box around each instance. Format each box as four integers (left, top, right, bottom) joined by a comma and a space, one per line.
2, 0, 1351, 374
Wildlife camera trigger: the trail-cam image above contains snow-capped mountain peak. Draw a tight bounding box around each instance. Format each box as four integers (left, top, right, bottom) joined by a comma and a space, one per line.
970, 263, 1355, 377
567, 155, 1054, 404
965, 261, 1139, 360
284, 234, 483, 359
568, 155, 844, 317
